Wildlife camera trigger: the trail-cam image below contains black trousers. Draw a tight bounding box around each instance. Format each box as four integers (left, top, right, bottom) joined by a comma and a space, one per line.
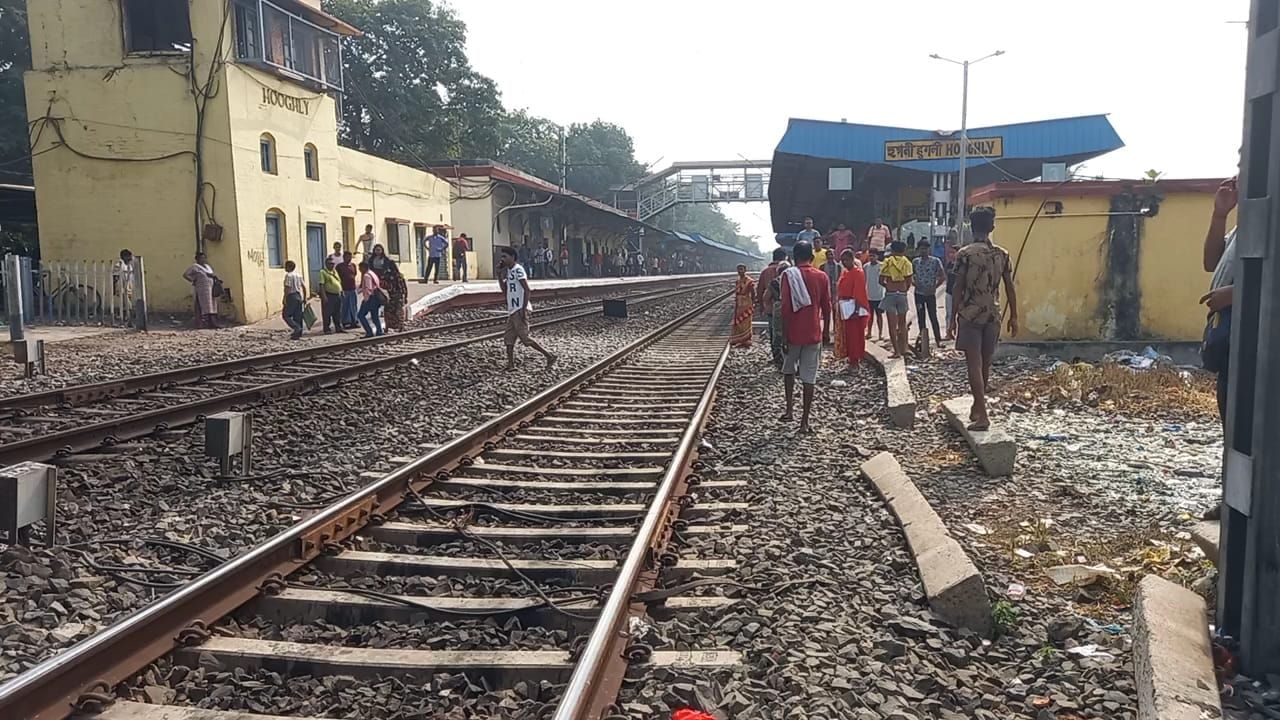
425, 256, 441, 282
322, 292, 341, 331
1217, 362, 1229, 423
915, 293, 942, 343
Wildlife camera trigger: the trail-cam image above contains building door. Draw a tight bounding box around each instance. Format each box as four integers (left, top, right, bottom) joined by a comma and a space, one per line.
415, 225, 428, 278
306, 223, 326, 293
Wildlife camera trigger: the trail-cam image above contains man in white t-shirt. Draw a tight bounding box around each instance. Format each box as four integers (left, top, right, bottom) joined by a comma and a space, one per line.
498, 245, 557, 370
282, 259, 308, 340
867, 217, 892, 254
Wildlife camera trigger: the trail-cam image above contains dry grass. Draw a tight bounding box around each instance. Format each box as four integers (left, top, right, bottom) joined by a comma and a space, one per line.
1004, 362, 1219, 421
975, 518, 1211, 618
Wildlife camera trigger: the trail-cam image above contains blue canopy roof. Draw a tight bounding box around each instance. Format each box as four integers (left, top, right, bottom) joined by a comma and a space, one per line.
774, 114, 1123, 173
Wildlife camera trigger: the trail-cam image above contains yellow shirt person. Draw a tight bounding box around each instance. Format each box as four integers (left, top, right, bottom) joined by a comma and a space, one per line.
881, 254, 914, 283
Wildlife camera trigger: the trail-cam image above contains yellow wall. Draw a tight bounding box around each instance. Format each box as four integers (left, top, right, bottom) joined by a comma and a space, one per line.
24, 0, 451, 323
1139, 192, 1234, 339
980, 184, 1232, 341
24, 0, 239, 317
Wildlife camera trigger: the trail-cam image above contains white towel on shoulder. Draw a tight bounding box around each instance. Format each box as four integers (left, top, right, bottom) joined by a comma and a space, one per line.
783, 266, 812, 313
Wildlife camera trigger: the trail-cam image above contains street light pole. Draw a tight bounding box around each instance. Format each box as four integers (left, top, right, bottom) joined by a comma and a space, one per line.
930, 50, 1004, 237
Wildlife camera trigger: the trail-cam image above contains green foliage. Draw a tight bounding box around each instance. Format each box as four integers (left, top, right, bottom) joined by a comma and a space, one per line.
991, 599, 1019, 638
561, 120, 645, 200
0, 0, 31, 183
328, 0, 503, 165
498, 109, 561, 182
1034, 645, 1058, 661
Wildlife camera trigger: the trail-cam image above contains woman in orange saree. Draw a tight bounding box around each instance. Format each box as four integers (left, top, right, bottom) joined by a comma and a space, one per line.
730, 264, 755, 347
837, 249, 870, 368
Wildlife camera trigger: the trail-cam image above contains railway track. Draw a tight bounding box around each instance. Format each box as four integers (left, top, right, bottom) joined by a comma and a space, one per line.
0, 282, 724, 466
0, 292, 745, 720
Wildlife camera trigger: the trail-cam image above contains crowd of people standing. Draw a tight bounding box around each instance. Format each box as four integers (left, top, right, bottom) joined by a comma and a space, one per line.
732, 210, 1019, 432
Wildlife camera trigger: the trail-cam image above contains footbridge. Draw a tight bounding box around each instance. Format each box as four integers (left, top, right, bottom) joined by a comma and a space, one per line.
610, 160, 771, 220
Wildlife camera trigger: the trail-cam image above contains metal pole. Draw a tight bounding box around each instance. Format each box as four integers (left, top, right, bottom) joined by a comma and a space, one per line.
133, 256, 148, 332
560, 126, 567, 192
6, 255, 24, 342
957, 60, 970, 235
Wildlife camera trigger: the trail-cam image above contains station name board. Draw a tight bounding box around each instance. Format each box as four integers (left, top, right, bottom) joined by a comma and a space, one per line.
262, 87, 311, 116
884, 136, 1003, 162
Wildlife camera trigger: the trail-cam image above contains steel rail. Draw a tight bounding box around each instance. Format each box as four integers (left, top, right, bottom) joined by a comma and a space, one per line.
0, 283, 724, 467
552, 327, 730, 720
0, 291, 732, 720
0, 280, 722, 412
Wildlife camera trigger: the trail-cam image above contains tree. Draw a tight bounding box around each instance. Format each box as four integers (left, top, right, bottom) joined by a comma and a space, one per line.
0, 0, 31, 183
328, 0, 504, 165
498, 109, 560, 182
563, 120, 645, 200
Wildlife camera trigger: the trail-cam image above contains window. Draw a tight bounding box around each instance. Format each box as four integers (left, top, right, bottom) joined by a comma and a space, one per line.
260, 134, 276, 174
303, 144, 319, 181
385, 220, 409, 256
233, 0, 343, 91
122, 0, 192, 54
265, 211, 285, 268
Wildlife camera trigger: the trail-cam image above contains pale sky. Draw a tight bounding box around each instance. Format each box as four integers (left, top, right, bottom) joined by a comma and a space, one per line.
453, 0, 1249, 251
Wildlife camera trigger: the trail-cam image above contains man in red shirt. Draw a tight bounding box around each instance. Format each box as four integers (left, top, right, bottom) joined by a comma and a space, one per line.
780, 241, 832, 433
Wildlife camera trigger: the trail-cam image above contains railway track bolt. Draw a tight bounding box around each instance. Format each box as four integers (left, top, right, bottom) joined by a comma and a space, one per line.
175, 621, 211, 646
673, 519, 689, 532
625, 643, 654, 663
677, 495, 694, 509
660, 551, 679, 568
691, 460, 706, 471
73, 681, 115, 713
483, 441, 496, 451
458, 456, 474, 467
435, 470, 451, 481
369, 512, 387, 526
102, 435, 118, 446
258, 574, 287, 595
685, 473, 702, 486
155, 422, 169, 432
322, 541, 343, 555
569, 634, 589, 662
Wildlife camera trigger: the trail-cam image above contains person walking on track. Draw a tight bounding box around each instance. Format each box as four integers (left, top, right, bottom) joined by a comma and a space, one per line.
836, 248, 870, 370
337, 251, 359, 329
950, 206, 1019, 431
779, 241, 830, 434
282, 260, 307, 340
319, 257, 345, 334
912, 237, 946, 349
755, 248, 787, 365
866, 217, 892, 255
357, 261, 384, 338
863, 251, 886, 340
730, 263, 755, 347
498, 246, 557, 371
879, 241, 914, 358
368, 244, 407, 330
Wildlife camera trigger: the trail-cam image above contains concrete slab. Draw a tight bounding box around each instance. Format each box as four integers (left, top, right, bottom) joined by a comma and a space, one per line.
1191, 521, 1220, 564
407, 272, 732, 317
0, 325, 123, 347
860, 452, 993, 636
1133, 574, 1222, 720
941, 396, 1017, 476
864, 341, 917, 428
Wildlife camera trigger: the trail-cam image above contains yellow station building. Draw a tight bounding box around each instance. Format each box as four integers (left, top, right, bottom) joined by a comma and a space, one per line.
23, 0, 450, 323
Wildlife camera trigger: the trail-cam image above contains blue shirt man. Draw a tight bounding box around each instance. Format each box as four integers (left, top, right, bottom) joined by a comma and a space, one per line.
429, 231, 448, 258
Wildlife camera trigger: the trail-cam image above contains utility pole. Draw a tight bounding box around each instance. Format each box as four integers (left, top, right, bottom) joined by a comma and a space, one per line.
1218, 0, 1280, 675
929, 50, 1004, 235
559, 125, 567, 192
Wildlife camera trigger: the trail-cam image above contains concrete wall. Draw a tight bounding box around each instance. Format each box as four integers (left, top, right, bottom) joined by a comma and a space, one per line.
974, 180, 1235, 342
24, 0, 451, 323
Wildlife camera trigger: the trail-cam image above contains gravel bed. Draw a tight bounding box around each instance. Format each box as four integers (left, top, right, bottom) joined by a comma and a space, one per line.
293, 568, 606, 601
0, 285, 715, 396
121, 660, 557, 718
615, 341, 1144, 720
0, 286, 730, 682
222, 616, 575, 652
